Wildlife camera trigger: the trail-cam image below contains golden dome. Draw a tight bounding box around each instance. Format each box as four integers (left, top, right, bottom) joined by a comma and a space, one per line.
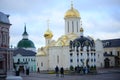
80, 27, 84, 32
64, 4, 80, 18
44, 29, 53, 39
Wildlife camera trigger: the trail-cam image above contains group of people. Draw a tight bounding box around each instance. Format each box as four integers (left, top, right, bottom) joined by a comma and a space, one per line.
55, 66, 64, 77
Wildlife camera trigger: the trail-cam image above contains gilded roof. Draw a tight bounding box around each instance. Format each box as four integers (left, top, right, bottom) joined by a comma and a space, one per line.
36, 47, 46, 56
64, 4, 80, 18
44, 28, 53, 39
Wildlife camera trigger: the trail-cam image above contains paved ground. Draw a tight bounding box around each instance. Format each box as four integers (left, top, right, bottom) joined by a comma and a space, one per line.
21, 68, 120, 80
2, 68, 120, 80
22, 73, 120, 80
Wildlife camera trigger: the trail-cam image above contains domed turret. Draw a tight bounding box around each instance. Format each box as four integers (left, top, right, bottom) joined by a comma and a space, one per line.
64, 2, 81, 35
80, 27, 84, 32
44, 20, 53, 39
17, 25, 35, 48
17, 39, 35, 48
64, 2, 80, 18
44, 28, 53, 39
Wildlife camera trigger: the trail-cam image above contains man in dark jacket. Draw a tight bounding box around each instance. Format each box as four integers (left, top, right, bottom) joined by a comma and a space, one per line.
55, 66, 59, 77
60, 67, 64, 77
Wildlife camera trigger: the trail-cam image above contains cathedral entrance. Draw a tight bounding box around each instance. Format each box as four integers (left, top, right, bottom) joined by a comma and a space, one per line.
104, 58, 110, 68
19, 66, 24, 73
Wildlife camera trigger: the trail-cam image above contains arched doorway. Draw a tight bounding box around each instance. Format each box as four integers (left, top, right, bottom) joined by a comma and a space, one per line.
104, 58, 110, 68
19, 66, 25, 73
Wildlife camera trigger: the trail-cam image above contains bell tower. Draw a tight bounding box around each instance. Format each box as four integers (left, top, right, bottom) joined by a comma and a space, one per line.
64, 1, 82, 36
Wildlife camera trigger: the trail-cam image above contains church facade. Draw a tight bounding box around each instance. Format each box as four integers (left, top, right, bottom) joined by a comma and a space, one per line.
36, 3, 105, 71
36, 3, 120, 71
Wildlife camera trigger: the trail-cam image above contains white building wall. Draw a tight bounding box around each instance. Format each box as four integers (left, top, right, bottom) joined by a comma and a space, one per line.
13, 54, 36, 72
65, 18, 80, 36
36, 56, 48, 71
49, 46, 70, 70
95, 39, 104, 68
104, 47, 119, 67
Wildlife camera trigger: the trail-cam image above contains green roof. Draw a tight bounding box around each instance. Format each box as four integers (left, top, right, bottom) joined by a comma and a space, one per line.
17, 39, 35, 48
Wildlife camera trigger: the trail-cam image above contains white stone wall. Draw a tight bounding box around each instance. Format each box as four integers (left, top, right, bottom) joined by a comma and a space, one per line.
13, 54, 36, 72
65, 18, 81, 36
49, 46, 70, 70
36, 56, 48, 71
95, 39, 104, 68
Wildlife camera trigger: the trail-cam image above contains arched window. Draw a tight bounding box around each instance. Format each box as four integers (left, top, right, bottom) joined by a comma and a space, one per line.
70, 59, 73, 63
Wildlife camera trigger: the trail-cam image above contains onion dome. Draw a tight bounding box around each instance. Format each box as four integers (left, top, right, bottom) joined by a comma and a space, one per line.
80, 27, 84, 32
17, 25, 35, 48
17, 39, 35, 48
44, 28, 53, 39
64, 2, 80, 18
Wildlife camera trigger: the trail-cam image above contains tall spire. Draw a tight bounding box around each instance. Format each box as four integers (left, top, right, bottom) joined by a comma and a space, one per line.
24, 24, 27, 33
71, 0, 73, 9
22, 23, 28, 39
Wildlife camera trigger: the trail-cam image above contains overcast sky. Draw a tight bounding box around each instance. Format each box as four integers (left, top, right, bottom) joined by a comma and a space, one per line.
0, 0, 120, 49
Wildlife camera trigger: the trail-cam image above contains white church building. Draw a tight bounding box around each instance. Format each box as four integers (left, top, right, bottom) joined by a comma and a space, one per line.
36, 3, 120, 71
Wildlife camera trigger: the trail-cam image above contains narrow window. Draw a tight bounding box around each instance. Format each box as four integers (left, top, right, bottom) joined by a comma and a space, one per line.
70, 53, 73, 57
41, 62, 43, 67
68, 21, 69, 33
70, 59, 73, 63
81, 53, 83, 56
77, 59, 79, 62
77, 21, 78, 32
57, 55, 59, 63
72, 21, 74, 32
117, 51, 119, 56
110, 51, 112, 55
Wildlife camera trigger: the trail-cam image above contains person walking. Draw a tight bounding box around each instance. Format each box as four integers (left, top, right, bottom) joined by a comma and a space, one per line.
60, 67, 64, 77
37, 67, 40, 73
55, 66, 59, 77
